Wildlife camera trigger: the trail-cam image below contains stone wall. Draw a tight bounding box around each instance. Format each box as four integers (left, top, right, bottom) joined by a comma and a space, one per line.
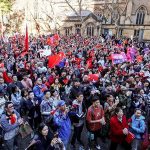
143, 29, 150, 40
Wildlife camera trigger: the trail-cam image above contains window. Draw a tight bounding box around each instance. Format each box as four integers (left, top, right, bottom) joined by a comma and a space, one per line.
65, 28, 70, 36
136, 7, 146, 25
86, 23, 94, 36
119, 29, 123, 36
75, 24, 82, 28
134, 30, 140, 37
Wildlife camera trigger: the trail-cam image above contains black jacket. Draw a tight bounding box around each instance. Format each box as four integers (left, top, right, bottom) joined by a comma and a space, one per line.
26, 98, 41, 118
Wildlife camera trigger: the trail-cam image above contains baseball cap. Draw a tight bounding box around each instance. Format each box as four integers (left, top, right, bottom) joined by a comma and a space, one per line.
57, 100, 66, 107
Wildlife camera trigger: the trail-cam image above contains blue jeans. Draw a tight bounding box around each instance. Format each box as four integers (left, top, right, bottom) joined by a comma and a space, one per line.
4, 134, 21, 150
62, 139, 69, 149
4, 137, 15, 150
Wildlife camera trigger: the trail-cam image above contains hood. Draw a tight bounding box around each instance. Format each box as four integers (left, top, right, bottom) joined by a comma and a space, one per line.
131, 114, 145, 121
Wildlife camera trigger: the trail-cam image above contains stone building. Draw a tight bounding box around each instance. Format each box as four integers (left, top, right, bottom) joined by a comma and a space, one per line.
60, 0, 150, 41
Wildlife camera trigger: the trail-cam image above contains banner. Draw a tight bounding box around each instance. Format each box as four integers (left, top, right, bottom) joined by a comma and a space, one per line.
38, 49, 52, 57
127, 47, 136, 62
111, 52, 127, 64
143, 48, 150, 54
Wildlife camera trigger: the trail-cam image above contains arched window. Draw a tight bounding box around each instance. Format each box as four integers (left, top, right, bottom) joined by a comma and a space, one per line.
86, 23, 95, 36
65, 28, 70, 36
136, 7, 146, 25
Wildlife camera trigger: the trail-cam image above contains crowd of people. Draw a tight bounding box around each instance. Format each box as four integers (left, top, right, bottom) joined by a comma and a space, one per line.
0, 33, 150, 150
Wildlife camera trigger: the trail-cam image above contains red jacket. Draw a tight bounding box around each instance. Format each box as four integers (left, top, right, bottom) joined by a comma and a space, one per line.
110, 115, 128, 144
3, 72, 13, 84
86, 105, 104, 132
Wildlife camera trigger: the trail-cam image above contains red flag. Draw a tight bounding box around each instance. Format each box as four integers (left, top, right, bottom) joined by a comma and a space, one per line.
3, 71, 13, 83
24, 25, 29, 52
47, 37, 51, 45
54, 33, 60, 41
86, 59, 92, 69
0, 63, 4, 68
48, 52, 65, 68
88, 74, 99, 82
20, 51, 28, 57
53, 34, 60, 46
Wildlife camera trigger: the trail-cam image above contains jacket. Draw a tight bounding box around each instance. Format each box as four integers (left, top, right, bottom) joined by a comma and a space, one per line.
11, 92, 22, 110
70, 86, 83, 100
33, 131, 54, 150
33, 85, 45, 104
26, 98, 41, 119
53, 110, 71, 145
70, 100, 86, 126
110, 115, 128, 144
130, 115, 146, 140
0, 110, 20, 140
86, 105, 104, 132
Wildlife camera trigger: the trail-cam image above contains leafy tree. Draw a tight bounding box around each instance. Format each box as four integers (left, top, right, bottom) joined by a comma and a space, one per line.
0, 0, 13, 13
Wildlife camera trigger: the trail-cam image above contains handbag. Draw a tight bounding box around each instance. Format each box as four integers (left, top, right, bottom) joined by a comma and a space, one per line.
19, 122, 33, 138
125, 132, 135, 144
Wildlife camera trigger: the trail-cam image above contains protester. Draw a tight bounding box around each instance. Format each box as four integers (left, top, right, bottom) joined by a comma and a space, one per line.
11, 86, 22, 113
129, 108, 146, 150
33, 78, 47, 104
53, 100, 71, 148
20, 88, 28, 118
109, 107, 130, 150
21, 74, 33, 90
0, 33, 149, 150
40, 90, 54, 122
26, 91, 41, 129
86, 96, 106, 150
26, 123, 55, 150
0, 101, 23, 150
71, 92, 86, 149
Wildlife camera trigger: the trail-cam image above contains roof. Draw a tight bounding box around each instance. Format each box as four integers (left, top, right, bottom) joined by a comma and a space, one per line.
63, 11, 102, 22
65, 10, 92, 17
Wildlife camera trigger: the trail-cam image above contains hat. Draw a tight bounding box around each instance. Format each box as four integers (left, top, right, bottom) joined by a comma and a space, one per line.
57, 100, 66, 107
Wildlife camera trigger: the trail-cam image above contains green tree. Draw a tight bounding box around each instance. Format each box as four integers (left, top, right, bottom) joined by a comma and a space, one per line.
0, 0, 13, 13
0, 0, 13, 34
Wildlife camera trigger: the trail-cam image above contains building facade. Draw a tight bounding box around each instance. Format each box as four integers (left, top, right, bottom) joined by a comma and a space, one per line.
60, 0, 150, 41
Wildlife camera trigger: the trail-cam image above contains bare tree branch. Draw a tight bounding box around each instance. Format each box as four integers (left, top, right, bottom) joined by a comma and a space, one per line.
64, 0, 79, 17
109, 0, 129, 26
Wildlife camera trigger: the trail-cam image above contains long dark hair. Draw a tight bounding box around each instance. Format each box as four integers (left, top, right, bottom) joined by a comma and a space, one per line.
38, 122, 47, 136
11, 86, 18, 94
